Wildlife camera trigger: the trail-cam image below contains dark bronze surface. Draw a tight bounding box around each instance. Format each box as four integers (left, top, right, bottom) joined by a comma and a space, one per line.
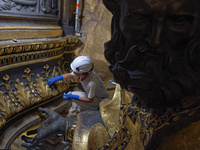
103, 0, 200, 149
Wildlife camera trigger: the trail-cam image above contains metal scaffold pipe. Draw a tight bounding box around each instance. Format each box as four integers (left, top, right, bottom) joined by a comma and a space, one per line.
75, 0, 80, 32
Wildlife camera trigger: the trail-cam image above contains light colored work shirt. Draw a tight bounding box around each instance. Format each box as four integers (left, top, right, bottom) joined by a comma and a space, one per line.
73, 71, 109, 111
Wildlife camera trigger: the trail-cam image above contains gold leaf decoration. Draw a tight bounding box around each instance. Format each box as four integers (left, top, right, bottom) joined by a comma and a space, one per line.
55, 80, 69, 93
23, 68, 33, 82
0, 74, 20, 114
0, 64, 71, 130
42, 64, 51, 78
0, 90, 19, 127
14, 79, 34, 108
97, 85, 132, 150
0, 91, 9, 120
34, 74, 54, 100
0, 37, 78, 57
23, 67, 42, 103
0, 115, 6, 127
100, 84, 121, 137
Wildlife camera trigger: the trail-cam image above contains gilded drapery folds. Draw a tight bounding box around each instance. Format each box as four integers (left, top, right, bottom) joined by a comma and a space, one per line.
83, 84, 200, 150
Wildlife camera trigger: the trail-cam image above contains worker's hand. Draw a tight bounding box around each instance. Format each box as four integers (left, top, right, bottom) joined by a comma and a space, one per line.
21, 107, 66, 150
48, 75, 63, 86
63, 94, 79, 100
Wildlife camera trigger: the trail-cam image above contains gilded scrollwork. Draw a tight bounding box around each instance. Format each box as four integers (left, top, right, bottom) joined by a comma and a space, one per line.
0, 63, 71, 130
0, 37, 78, 56
65, 121, 77, 142
42, 64, 51, 78
0, 91, 13, 121
125, 96, 200, 148
55, 77, 69, 94
97, 126, 131, 150
34, 74, 55, 99
1, 74, 20, 109
127, 106, 153, 147
15, 79, 37, 108
0, 48, 63, 67
0, 37, 79, 69
0, 74, 21, 122
14, 46, 23, 53
83, 85, 200, 149
100, 94, 132, 149
56, 61, 63, 75
14, 68, 41, 108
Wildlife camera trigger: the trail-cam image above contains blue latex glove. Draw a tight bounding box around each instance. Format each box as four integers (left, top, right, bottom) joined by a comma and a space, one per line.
48, 75, 63, 86
63, 94, 79, 100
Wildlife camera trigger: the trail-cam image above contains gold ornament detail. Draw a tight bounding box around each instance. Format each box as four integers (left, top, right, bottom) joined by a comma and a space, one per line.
0, 48, 63, 67
0, 64, 71, 130
63, 84, 200, 149
72, 85, 132, 150
98, 87, 132, 149
0, 37, 78, 56
0, 37, 79, 68
0, 74, 22, 125
65, 121, 77, 142
127, 105, 153, 147
42, 64, 51, 78
126, 96, 200, 147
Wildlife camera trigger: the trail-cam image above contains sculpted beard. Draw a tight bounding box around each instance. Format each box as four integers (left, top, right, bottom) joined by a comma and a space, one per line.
105, 32, 199, 110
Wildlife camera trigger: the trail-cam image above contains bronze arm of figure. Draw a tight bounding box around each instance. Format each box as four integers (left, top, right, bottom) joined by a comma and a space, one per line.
21, 107, 67, 149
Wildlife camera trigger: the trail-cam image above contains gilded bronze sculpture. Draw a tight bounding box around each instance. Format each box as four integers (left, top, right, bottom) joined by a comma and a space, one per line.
21, 0, 200, 149
103, 0, 200, 149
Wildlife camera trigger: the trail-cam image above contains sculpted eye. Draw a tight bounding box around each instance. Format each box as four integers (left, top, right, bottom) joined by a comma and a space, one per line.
125, 12, 148, 23
169, 15, 194, 27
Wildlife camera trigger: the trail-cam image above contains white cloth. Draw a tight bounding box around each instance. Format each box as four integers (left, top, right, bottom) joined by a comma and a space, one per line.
71, 71, 76, 76
71, 71, 109, 111
68, 91, 87, 112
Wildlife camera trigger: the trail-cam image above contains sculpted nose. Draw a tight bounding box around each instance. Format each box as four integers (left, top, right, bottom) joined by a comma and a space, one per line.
147, 21, 163, 47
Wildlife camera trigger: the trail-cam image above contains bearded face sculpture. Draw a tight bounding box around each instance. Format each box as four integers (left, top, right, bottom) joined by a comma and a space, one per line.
103, 0, 200, 110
